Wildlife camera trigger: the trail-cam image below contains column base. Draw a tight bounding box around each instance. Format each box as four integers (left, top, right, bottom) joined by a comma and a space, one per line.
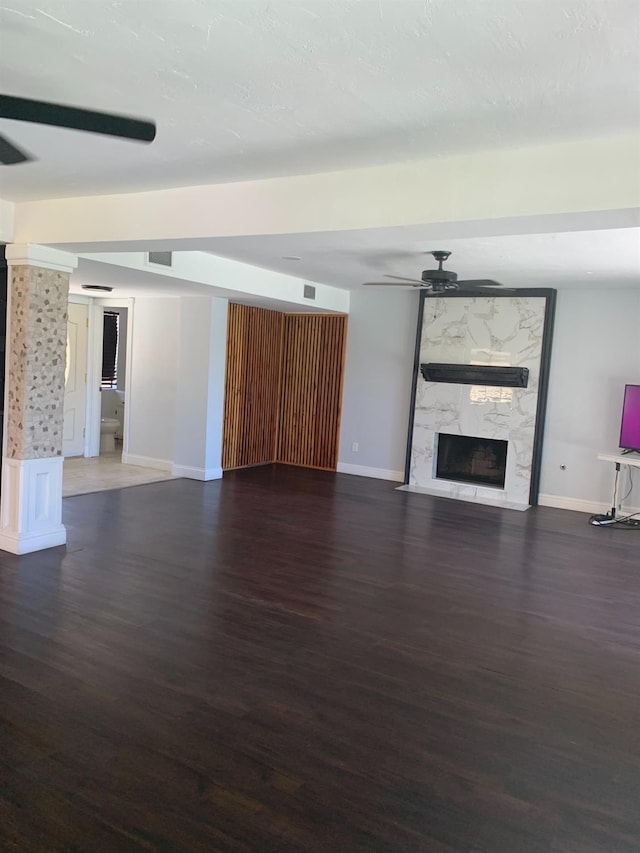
0, 457, 66, 554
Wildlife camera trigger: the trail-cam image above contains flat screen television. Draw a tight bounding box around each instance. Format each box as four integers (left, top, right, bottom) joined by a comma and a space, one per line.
619, 384, 640, 453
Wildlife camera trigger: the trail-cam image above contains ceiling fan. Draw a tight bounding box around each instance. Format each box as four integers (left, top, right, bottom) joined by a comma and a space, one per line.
363, 250, 506, 293
0, 94, 156, 165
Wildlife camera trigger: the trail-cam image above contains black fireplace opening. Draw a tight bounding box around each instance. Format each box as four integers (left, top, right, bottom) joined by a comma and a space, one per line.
436, 434, 507, 488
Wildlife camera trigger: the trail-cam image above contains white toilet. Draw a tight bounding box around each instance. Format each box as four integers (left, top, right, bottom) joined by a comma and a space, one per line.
100, 417, 119, 454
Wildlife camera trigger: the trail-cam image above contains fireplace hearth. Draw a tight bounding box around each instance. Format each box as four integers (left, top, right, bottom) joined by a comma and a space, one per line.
436, 434, 507, 488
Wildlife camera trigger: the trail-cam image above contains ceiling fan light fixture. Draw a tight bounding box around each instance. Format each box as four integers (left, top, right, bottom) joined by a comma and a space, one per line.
82, 284, 113, 292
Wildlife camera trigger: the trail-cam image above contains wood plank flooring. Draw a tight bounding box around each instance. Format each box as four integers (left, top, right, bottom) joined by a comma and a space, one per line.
1, 464, 639, 851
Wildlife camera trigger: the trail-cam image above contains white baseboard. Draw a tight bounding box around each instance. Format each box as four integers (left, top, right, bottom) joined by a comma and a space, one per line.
539, 493, 640, 516
337, 462, 404, 482
0, 526, 66, 555
122, 453, 173, 473
171, 464, 222, 481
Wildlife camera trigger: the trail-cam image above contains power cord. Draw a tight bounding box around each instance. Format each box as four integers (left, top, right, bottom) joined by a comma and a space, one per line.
589, 465, 639, 529
589, 509, 640, 529
621, 466, 634, 505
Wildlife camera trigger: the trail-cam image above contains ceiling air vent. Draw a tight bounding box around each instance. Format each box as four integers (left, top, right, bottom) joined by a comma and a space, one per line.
303, 284, 316, 300
148, 251, 173, 267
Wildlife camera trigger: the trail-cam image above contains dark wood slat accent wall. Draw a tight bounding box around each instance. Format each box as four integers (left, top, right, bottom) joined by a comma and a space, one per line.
222, 304, 284, 469
223, 306, 347, 472
277, 314, 347, 471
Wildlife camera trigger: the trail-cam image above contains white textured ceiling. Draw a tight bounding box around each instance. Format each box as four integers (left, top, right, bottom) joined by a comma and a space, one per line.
1, 0, 639, 201
202, 226, 640, 290
65, 226, 640, 299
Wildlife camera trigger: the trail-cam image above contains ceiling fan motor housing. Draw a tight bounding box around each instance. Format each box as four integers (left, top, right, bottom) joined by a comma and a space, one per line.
421, 268, 458, 287
421, 250, 458, 290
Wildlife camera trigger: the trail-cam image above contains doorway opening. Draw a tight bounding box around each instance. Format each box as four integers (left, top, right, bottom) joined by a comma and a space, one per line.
63, 297, 176, 497
99, 307, 128, 457
63, 299, 130, 460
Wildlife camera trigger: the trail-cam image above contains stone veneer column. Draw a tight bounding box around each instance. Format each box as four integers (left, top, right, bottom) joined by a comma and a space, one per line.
0, 244, 77, 554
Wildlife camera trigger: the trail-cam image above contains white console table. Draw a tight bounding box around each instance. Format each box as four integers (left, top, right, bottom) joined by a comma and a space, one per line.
597, 451, 640, 516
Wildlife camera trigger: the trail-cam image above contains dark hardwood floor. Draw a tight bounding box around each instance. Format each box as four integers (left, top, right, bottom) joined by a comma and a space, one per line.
1, 465, 639, 852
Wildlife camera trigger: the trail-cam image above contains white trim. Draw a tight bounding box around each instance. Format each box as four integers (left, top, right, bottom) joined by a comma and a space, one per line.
122, 453, 173, 472
337, 462, 404, 482
171, 464, 223, 481
121, 300, 134, 457
0, 527, 66, 555
6, 243, 77, 273
0, 457, 66, 554
538, 493, 640, 516
1, 267, 13, 464
63, 301, 89, 458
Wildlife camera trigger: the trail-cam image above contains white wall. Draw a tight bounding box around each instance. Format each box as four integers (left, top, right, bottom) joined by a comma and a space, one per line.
174, 299, 213, 473
76, 251, 349, 314
0, 198, 14, 244
126, 298, 179, 467
13, 134, 639, 247
539, 288, 640, 511
338, 290, 417, 480
173, 297, 227, 479
204, 299, 228, 475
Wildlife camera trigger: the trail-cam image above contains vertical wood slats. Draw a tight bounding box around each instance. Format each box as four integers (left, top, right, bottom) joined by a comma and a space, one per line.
222, 305, 347, 472
222, 304, 283, 470
277, 314, 347, 471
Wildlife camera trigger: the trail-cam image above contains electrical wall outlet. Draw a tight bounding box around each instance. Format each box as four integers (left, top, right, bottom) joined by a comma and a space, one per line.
352, 442, 359, 452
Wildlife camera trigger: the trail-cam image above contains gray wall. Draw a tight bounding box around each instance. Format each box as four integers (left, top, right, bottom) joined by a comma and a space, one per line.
338, 289, 417, 478
127, 298, 179, 464
540, 288, 640, 507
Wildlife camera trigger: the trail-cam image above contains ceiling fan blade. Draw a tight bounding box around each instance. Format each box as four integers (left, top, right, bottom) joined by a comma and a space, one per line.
0, 131, 32, 164
384, 274, 426, 284
456, 279, 503, 288
0, 94, 156, 142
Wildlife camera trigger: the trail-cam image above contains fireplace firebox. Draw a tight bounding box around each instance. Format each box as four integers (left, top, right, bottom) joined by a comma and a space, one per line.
436, 434, 507, 488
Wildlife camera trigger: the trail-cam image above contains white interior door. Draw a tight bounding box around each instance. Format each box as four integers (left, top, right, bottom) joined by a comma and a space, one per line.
63, 302, 88, 457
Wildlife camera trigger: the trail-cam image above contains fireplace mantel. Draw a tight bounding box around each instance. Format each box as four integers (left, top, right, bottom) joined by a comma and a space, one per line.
420, 363, 529, 388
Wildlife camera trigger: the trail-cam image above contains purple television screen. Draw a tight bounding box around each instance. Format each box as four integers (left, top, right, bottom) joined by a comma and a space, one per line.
620, 384, 640, 451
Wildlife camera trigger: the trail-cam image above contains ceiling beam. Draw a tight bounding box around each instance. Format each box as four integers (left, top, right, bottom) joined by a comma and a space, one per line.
9, 133, 640, 250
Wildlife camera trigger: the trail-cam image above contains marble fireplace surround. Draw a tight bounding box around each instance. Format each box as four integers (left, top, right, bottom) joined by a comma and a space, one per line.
399, 290, 556, 511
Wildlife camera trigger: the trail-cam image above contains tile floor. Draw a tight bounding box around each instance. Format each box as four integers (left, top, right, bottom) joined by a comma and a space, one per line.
63, 452, 177, 498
